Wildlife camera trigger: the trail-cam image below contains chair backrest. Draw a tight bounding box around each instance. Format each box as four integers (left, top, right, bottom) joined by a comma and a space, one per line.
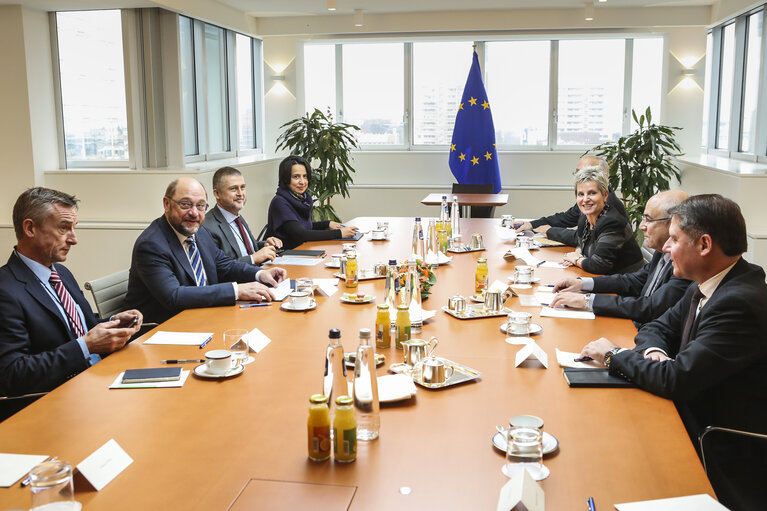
451, 183, 494, 194
256, 224, 268, 242
640, 242, 654, 264
84, 269, 129, 319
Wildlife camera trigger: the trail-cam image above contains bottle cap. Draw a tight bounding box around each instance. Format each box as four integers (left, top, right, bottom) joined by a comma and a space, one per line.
336, 395, 353, 406
377, 303, 390, 310
477, 257, 487, 263
415, 217, 421, 221
397, 304, 409, 310
389, 259, 397, 265
329, 329, 341, 339
310, 394, 329, 405
359, 328, 371, 339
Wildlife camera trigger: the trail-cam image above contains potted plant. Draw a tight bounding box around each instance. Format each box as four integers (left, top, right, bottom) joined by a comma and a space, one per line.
587, 107, 683, 234
276, 108, 360, 222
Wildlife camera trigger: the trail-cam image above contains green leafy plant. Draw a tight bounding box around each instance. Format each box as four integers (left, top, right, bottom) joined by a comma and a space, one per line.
587, 107, 683, 233
276, 108, 360, 222
396, 260, 437, 301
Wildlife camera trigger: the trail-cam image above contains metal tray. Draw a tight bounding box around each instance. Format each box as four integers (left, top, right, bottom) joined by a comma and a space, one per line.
333, 271, 385, 281
442, 303, 512, 320
390, 357, 481, 389
447, 244, 485, 253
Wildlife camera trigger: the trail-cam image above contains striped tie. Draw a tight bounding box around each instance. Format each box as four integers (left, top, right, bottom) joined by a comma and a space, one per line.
186, 236, 206, 286
49, 268, 86, 338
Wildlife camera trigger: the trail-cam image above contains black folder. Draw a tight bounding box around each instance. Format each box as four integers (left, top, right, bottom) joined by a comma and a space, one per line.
563, 368, 635, 388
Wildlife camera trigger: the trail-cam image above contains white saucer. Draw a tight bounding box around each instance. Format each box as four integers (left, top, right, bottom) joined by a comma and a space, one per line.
340, 295, 376, 304
324, 262, 341, 269
243, 355, 255, 365
280, 300, 318, 312
193, 363, 245, 379
509, 284, 532, 290
505, 337, 533, 346
492, 431, 559, 456
500, 322, 543, 336
508, 277, 541, 285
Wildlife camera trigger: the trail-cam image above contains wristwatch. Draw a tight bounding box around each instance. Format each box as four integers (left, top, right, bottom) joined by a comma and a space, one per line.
584, 293, 593, 311
603, 347, 621, 369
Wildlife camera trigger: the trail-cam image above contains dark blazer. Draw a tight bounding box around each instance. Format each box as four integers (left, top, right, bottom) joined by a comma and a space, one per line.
203, 205, 264, 264
530, 187, 628, 228
590, 251, 692, 328
546, 205, 644, 275
0, 253, 100, 396
610, 258, 767, 510
124, 216, 261, 324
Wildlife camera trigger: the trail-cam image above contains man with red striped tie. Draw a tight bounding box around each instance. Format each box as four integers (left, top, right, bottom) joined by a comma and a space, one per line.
0, 188, 142, 402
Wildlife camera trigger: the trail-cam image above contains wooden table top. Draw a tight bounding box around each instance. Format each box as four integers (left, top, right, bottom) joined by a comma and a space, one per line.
421, 193, 509, 207
0, 217, 713, 510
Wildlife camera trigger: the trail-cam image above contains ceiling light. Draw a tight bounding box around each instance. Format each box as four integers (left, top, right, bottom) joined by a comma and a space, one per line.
354, 9, 363, 27
327, 0, 336, 11
585, 2, 594, 21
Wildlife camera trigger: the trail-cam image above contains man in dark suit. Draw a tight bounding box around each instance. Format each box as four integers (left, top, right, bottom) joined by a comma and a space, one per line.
579, 194, 767, 510
550, 190, 692, 327
514, 155, 628, 234
0, 188, 142, 398
204, 166, 282, 265
124, 178, 287, 324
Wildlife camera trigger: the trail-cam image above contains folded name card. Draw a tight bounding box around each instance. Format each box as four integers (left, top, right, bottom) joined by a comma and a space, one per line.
77, 439, 133, 491
515, 340, 548, 369
246, 327, 272, 353
496, 468, 545, 511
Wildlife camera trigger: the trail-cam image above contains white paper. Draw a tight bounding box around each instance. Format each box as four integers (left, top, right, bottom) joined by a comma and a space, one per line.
271, 279, 292, 301
506, 248, 540, 266
245, 327, 272, 353
540, 306, 595, 320
346, 374, 417, 403
537, 261, 567, 269
389, 307, 436, 323
424, 251, 452, 265
77, 439, 133, 491
266, 256, 324, 266
515, 341, 548, 368
0, 453, 49, 487
496, 225, 518, 242
517, 295, 543, 307
497, 465, 545, 511
109, 370, 190, 389
534, 293, 555, 306
555, 348, 602, 369
143, 331, 214, 346
489, 279, 508, 292
313, 278, 339, 297
614, 494, 727, 511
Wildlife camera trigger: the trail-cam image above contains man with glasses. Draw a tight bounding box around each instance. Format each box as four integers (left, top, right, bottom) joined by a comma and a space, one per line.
124, 178, 287, 324
550, 190, 691, 328
514, 155, 628, 235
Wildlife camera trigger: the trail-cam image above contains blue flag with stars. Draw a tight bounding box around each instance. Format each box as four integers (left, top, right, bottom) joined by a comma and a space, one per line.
448, 51, 501, 193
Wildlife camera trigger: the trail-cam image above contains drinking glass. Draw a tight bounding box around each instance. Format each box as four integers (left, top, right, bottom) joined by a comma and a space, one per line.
502, 415, 549, 481
29, 460, 81, 511
224, 329, 249, 368
295, 277, 314, 303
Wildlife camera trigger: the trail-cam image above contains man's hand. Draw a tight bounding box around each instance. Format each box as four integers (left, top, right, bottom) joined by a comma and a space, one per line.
237, 281, 275, 302
644, 350, 671, 362
258, 267, 287, 287
264, 236, 283, 249
83, 319, 134, 354
550, 292, 587, 309
110, 309, 143, 333
553, 277, 582, 293
562, 250, 581, 267
533, 225, 551, 236
579, 337, 618, 366
514, 221, 532, 233
252, 245, 277, 264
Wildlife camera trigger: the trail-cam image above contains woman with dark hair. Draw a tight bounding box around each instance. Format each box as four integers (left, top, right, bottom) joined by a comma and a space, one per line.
265, 156, 358, 249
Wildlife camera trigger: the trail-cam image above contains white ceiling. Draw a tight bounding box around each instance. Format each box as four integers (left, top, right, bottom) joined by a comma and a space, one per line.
218, 0, 715, 18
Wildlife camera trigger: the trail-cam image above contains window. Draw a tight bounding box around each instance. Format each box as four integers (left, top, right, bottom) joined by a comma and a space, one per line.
716, 23, 736, 149
56, 10, 128, 166
701, 32, 713, 147
740, 11, 762, 152
304, 44, 336, 116
486, 41, 550, 147
631, 38, 664, 131
235, 34, 256, 150
179, 17, 198, 156
342, 43, 404, 146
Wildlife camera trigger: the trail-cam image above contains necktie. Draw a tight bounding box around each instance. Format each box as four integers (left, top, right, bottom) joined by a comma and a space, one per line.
185, 236, 206, 286
49, 268, 86, 338
679, 287, 705, 351
234, 216, 254, 254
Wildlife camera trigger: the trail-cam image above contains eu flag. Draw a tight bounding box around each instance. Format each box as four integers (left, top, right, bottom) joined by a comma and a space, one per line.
448, 51, 501, 193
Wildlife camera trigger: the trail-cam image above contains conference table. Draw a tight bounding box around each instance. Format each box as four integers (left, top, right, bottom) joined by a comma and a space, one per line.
0, 217, 714, 510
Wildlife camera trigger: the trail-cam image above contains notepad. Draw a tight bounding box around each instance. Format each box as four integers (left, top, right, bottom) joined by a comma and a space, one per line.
540, 306, 595, 320
0, 453, 49, 487
143, 331, 214, 346
615, 494, 727, 510
122, 367, 181, 384
278, 249, 325, 257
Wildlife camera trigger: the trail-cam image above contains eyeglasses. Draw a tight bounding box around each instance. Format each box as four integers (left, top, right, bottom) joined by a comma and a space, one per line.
641, 214, 671, 223
166, 197, 209, 212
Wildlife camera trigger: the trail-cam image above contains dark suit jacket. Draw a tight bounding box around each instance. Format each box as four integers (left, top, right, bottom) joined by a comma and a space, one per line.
124, 216, 261, 324
0, 253, 100, 396
530, 187, 628, 228
203, 205, 264, 264
590, 251, 692, 327
609, 258, 767, 509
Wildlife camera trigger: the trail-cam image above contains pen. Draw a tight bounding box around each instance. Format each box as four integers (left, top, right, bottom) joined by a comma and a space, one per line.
575, 356, 594, 362
588, 497, 596, 511
199, 335, 213, 349
543, 284, 555, 287
536, 260, 545, 267
21, 456, 57, 486
239, 303, 271, 308
162, 359, 205, 364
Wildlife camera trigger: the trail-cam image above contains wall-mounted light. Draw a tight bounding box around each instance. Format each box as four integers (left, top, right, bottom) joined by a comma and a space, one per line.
327, 0, 336, 11
668, 53, 704, 93
585, 2, 594, 21
271, 75, 286, 82
265, 59, 296, 98
354, 9, 364, 27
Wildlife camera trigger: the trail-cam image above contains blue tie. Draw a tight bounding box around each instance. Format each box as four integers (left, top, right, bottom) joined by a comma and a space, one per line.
185, 236, 206, 286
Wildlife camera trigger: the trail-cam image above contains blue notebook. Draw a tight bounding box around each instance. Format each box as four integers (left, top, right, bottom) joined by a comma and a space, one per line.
122, 367, 182, 384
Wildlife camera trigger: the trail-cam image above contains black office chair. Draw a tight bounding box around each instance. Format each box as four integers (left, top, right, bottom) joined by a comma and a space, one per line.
0, 393, 46, 422
451, 183, 496, 218
698, 425, 767, 510
256, 224, 268, 242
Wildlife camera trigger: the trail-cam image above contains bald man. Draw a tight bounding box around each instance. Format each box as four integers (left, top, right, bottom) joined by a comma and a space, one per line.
515, 155, 628, 235
124, 178, 287, 324
550, 190, 692, 328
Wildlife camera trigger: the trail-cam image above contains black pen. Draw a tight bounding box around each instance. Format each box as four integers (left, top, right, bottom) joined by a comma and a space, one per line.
162, 359, 205, 364
574, 356, 594, 362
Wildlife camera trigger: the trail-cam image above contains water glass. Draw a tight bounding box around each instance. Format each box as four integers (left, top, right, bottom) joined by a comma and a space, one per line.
295, 277, 315, 302
29, 460, 81, 511
502, 415, 548, 481
224, 329, 249, 368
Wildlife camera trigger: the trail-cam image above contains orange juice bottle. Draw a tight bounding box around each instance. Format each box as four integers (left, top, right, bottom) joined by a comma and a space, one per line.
375, 304, 391, 349
333, 396, 357, 463
345, 252, 358, 289
475, 257, 488, 295
307, 394, 331, 461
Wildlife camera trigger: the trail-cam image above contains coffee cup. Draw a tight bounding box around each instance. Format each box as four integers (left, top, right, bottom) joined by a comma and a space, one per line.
205, 349, 232, 375
289, 291, 311, 309
331, 253, 343, 266
507, 311, 532, 335
342, 243, 356, 253
501, 215, 515, 228
513, 265, 534, 284
420, 356, 454, 385
371, 229, 385, 240
517, 236, 533, 249
377, 221, 389, 236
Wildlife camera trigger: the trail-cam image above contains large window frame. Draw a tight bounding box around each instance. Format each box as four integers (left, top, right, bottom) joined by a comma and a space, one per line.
301, 34, 666, 152
702, 4, 767, 162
